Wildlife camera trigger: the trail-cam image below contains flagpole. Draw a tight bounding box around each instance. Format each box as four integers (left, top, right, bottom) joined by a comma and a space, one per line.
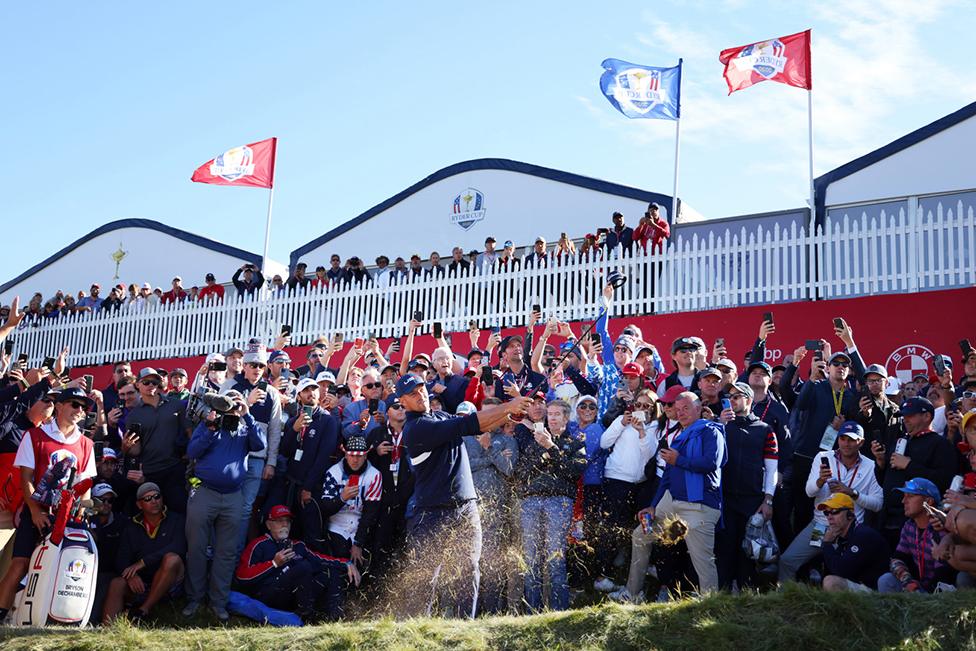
671, 58, 683, 224
262, 185, 274, 276
807, 87, 814, 220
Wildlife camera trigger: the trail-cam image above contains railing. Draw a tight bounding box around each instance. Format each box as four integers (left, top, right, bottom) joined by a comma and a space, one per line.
11, 199, 976, 367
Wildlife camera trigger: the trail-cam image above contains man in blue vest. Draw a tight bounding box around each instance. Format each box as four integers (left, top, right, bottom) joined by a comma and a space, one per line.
396, 375, 531, 617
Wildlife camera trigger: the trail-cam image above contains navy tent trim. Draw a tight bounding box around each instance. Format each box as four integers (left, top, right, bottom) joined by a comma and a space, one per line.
290, 158, 672, 267
813, 100, 976, 223
0, 218, 263, 294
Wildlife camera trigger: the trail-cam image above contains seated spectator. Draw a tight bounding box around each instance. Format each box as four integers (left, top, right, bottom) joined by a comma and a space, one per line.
878, 478, 955, 593
198, 273, 225, 302
161, 277, 187, 304
235, 505, 359, 623
514, 398, 587, 611
819, 492, 890, 592
103, 482, 187, 623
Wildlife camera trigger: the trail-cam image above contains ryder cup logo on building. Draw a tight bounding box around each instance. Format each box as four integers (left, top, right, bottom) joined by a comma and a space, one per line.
734, 39, 787, 78
886, 344, 934, 383
451, 188, 486, 231
611, 67, 665, 114
209, 145, 255, 182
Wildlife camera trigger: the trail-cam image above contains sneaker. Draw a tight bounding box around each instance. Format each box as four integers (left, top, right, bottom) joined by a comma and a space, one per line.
212, 606, 230, 623
594, 577, 617, 592
181, 601, 201, 617
609, 587, 644, 604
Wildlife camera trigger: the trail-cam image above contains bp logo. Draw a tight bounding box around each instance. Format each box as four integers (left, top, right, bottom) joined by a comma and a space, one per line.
886, 345, 934, 383
209, 145, 255, 182
451, 188, 486, 231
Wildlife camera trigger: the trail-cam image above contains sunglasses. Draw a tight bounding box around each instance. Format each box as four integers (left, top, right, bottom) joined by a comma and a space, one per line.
577, 402, 597, 410
613, 346, 630, 353
67, 401, 88, 410
363, 382, 382, 390
822, 508, 849, 516
634, 402, 653, 409
830, 361, 850, 368
962, 391, 976, 399
388, 403, 403, 410
139, 493, 162, 503
247, 362, 266, 369
141, 379, 160, 387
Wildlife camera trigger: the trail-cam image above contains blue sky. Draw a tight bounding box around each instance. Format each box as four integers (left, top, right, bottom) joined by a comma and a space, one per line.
1, 1, 973, 277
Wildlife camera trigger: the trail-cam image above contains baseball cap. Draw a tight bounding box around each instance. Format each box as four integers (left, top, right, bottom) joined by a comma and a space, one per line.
576, 395, 597, 408
660, 385, 685, 404
55, 387, 93, 408
671, 337, 698, 354
467, 348, 485, 359
267, 504, 293, 520
101, 447, 119, 461
728, 382, 754, 399
837, 421, 865, 440
699, 367, 723, 381
534, 235, 545, 243
621, 362, 644, 377
864, 364, 888, 378
485, 236, 496, 244
395, 374, 425, 398
503, 240, 514, 248
463, 366, 478, 376
456, 401, 477, 415
894, 477, 941, 502
499, 335, 523, 353
224, 346, 245, 358
900, 397, 935, 416
344, 435, 370, 456
747, 361, 772, 376
205, 273, 216, 282
137, 368, 161, 382
715, 358, 737, 374
205, 352, 226, 365
169, 367, 187, 378
295, 378, 318, 393
962, 410, 976, 431
136, 482, 161, 500
243, 339, 269, 365
407, 359, 428, 371
141, 282, 151, 290
818, 493, 855, 512
316, 370, 337, 385
828, 351, 851, 365
614, 335, 636, 354
269, 350, 291, 365
93, 483, 116, 499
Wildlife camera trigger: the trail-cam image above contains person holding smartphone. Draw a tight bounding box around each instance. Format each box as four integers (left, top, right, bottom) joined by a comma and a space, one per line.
341, 368, 388, 438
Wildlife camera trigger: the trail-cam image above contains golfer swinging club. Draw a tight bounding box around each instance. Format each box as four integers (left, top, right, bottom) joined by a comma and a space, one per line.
395, 374, 532, 618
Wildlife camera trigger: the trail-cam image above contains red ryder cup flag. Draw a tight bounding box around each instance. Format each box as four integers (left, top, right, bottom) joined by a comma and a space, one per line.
191, 137, 277, 188
600, 59, 681, 120
719, 30, 811, 94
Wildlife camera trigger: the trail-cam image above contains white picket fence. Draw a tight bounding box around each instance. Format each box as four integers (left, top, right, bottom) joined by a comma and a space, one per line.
11, 199, 976, 367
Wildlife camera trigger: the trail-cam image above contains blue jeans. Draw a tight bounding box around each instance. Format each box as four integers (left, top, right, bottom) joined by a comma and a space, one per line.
238, 457, 265, 552
520, 495, 574, 611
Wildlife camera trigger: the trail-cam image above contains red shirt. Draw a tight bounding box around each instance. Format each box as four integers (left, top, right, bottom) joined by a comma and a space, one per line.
197, 284, 225, 302
160, 288, 187, 304
634, 217, 671, 254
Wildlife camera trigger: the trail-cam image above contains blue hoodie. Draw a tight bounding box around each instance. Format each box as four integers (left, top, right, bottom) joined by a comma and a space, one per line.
187, 413, 266, 493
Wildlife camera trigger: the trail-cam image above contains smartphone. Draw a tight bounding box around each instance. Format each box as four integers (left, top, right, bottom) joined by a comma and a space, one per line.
327, 385, 339, 396
469, 320, 478, 331
534, 422, 544, 433
922, 502, 948, 525
95, 441, 105, 459
126, 422, 142, 436
933, 354, 947, 376
83, 374, 94, 393
814, 350, 824, 362
333, 332, 344, 345
821, 456, 830, 468
280, 324, 292, 337
354, 337, 365, 349
715, 338, 725, 348
368, 398, 379, 414
303, 405, 314, 419
281, 369, 292, 381
481, 366, 494, 386
491, 325, 502, 335
391, 337, 401, 352
805, 340, 822, 351
432, 322, 443, 339
833, 317, 845, 330
658, 438, 669, 451
589, 332, 601, 345
42, 356, 56, 370
210, 361, 228, 372
257, 380, 268, 391
17, 353, 28, 366
961, 339, 974, 355
413, 310, 424, 322
632, 410, 646, 423
2, 339, 13, 356
763, 311, 773, 325
532, 304, 541, 315
721, 398, 732, 411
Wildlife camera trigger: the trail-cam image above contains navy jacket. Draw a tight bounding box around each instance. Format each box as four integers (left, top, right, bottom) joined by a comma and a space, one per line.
187, 413, 266, 493
427, 373, 470, 415
403, 410, 481, 509
822, 520, 889, 589
280, 408, 341, 492
115, 509, 187, 574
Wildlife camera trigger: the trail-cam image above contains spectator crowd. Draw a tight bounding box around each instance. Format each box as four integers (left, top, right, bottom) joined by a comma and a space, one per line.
0, 261, 974, 627
3, 205, 671, 325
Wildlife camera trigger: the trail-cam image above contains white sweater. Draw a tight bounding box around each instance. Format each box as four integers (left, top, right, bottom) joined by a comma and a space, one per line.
805, 450, 884, 525
600, 415, 658, 483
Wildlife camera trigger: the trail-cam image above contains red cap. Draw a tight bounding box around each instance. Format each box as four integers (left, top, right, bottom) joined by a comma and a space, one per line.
621, 362, 644, 377
660, 385, 686, 404
464, 366, 478, 376
268, 505, 293, 520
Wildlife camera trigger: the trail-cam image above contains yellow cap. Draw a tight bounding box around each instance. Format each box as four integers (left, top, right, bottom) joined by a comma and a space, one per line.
962, 409, 976, 432
817, 493, 855, 512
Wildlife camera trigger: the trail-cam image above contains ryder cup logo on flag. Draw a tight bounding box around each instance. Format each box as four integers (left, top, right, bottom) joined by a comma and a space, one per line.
733, 39, 787, 79
451, 188, 486, 231
210, 145, 255, 182
600, 59, 681, 120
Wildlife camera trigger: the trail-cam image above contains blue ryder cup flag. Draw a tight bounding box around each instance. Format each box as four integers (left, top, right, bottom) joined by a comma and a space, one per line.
600, 59, 681, 120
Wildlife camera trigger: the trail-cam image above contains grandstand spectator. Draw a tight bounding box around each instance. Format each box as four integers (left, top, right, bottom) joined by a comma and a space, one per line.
101, 284, 125, 311
819, 493, 889, 592
425, 252, 446, 280
448, 247, 471, 276
697, 367, 725, 417
345, 257, 371, 286
102, 361, 132, 413
232, 264, 264, 299
160, 277, 187, 304
496, 240, 520, 271
605, 211, 634, 257
197, 273, 224, 302
326, 254, 345, 286
578, 233, 603, 261
428, 347, 470, 415
523, 237, 550, 269
855, 363, 899, 458
78, 283, 102, 311
287, 262, 310, 293
406, 254, 424, 281
553, 233, 576, 263
103, 482, 187, 623
476, 237, 499, 272
746, 360, 793, 546
372, 255, 394, 288
183, 390, 265, 621
514, 398, 586, 611
341, 368, 387, 437
270, 274, 286, 295
494, 335, 544, 403
633, 203, 671, 254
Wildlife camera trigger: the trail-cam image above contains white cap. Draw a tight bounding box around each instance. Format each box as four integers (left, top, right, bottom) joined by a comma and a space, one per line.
296, 378, 319, 393
93, 483, 116, 498
206, 352, 226, 364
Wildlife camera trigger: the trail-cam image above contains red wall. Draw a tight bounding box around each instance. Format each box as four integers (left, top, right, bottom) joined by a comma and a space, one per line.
74, 287, 976, 389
